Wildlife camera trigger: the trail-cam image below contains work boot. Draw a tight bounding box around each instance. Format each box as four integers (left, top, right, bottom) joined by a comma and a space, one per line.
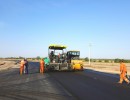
117, 81, 122, 84
20, 73, 22, 75
127, 81, 130, 85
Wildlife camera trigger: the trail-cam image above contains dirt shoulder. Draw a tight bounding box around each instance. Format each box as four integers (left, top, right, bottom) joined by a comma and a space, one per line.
83, 62, 130, 76
0, 60, 19, 71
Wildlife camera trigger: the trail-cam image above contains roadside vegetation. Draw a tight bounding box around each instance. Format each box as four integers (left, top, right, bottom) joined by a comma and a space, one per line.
1, 57, 130, 63
84, 57, 130, 63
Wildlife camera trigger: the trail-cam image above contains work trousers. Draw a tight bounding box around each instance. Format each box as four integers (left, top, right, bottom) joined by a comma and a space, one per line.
20, 65, 24, 75
40, 65, 44, 73
25, 65, 28, 74
119, 72, 129, 83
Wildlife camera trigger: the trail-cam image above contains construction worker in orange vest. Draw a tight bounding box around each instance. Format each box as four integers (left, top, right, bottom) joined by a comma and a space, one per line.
40, 58, 45, 74
20, 59, 25, 75
118, 60, 130, 84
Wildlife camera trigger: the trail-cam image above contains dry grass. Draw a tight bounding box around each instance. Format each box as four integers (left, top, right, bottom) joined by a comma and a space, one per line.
84, 62, 130, 75
0, 60, 19, 71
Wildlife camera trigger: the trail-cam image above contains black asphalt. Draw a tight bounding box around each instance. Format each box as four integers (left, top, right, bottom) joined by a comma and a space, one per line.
0, 62, 130, 100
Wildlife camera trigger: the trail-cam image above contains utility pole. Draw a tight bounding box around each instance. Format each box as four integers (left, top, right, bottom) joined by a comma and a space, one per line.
89, 43, 91, 66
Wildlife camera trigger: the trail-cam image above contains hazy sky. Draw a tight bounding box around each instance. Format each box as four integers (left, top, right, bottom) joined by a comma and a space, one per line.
0, 0, 130, 59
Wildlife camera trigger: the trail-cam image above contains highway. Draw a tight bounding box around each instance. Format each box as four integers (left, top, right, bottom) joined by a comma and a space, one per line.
0, 62, 130, 100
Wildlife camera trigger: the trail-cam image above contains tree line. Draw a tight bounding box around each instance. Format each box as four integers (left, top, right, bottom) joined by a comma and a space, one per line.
1, 56, 130, 63
84, 57, 130, 63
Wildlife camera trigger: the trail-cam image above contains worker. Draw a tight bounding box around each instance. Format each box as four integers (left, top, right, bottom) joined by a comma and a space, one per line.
118, 60, 130, 84
58, 53, 60, 58
24, 58, 29, 74
50, 51, 54, 62
44, 57, 50, 66
20, 59, 25, 75
40, 58, 45, 74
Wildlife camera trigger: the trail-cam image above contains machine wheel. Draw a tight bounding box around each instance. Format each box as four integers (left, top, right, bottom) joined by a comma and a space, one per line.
80, 66, 84, 71
59, 65, 61, 71
72, 68, 76, 72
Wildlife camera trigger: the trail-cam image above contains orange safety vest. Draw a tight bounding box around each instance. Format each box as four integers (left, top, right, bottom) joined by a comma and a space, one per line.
20, 60, 25, 66
40, 60, 44, 66
120, 63, 127, 73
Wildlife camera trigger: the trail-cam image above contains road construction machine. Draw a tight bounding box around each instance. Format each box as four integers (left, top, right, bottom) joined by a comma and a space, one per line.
46, 44, 83, 71
47, 44, 71, 71
67, 50, 83, 71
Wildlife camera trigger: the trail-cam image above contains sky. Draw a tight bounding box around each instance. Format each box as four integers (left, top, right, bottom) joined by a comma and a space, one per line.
0, 0, 130, 59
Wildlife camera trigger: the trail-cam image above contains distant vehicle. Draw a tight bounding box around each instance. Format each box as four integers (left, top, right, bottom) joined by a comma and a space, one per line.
67, 50, 83, 71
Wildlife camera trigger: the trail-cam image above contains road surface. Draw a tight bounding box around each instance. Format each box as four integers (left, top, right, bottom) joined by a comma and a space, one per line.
0, 62, 130, 100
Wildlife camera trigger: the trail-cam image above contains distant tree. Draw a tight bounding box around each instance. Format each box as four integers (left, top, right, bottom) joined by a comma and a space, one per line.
105, 59, 109, 63
123, 60, 130, 63
114, 58, 121, 63
36, 56, 41, 60
99, 60, 102, 62
92, 59, 96, 62
19, 56, 24, 59
84, 57, 89, 61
